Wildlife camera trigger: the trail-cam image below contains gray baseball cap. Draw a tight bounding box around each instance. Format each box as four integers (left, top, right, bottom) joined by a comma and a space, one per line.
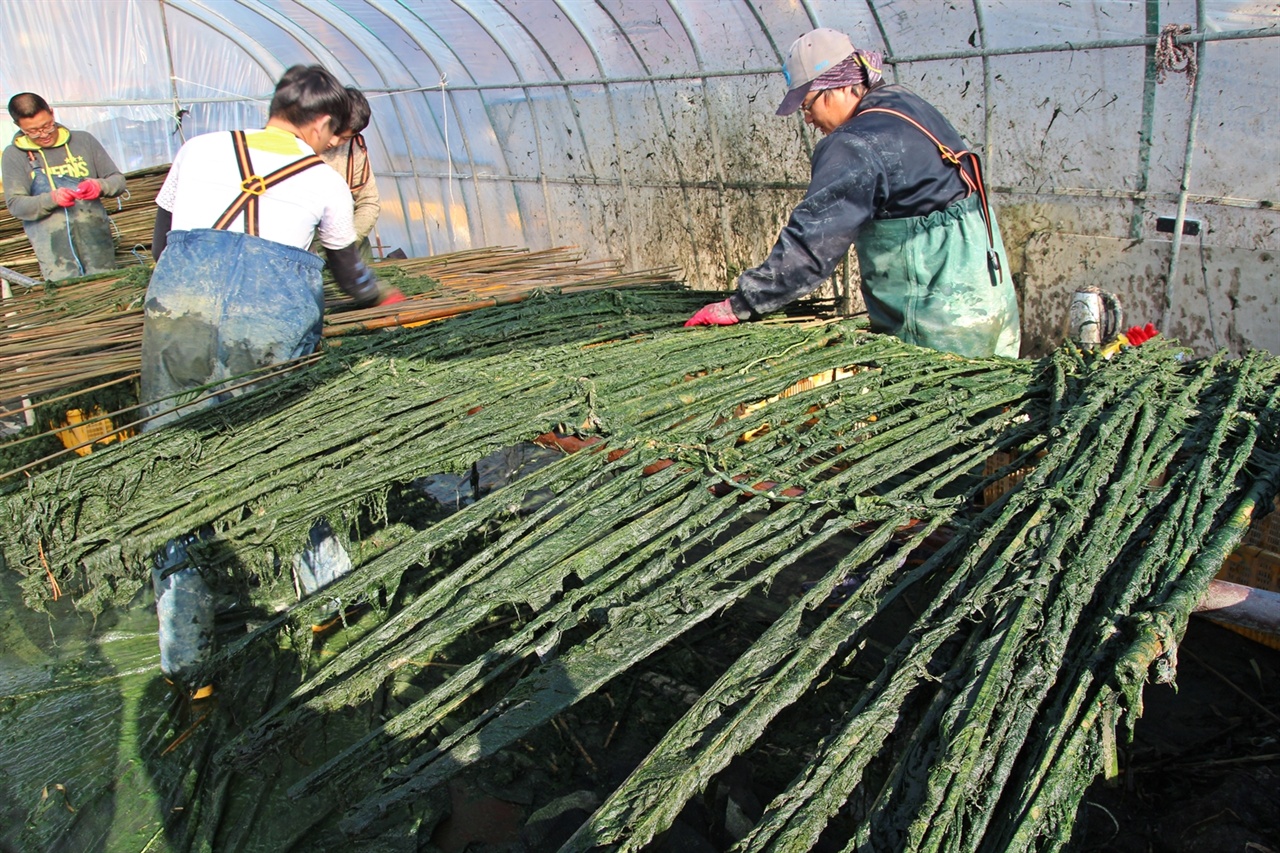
776, 28, 855, 116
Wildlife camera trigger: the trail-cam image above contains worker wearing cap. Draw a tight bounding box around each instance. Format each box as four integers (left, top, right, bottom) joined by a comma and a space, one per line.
686, 29, 1021, 359
142, 64, 404, 431
2, 92, 127, 281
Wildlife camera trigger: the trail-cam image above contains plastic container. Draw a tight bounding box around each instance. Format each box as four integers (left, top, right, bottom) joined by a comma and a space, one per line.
293, 519, 353, 597
1238, 496, 1280, 554
53, 406, 134, 456
152, 534, 215, 685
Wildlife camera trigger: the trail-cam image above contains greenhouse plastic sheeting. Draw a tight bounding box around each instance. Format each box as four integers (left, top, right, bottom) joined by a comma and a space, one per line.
0, 1, 1276, 347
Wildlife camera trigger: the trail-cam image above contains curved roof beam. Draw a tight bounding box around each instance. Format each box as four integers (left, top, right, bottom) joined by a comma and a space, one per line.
665, 0, 733, 275
592, 2, 711, 277
285, 1, 435, 255
1130, 0, 1161, 242
190, 0, 341, 78
454, 0, 586, 253
363, 0, 491, 253
862, 0, 896, 83
554, 0, 640, 264
1163, 0, 1209, 335
972, 0, 994, 153
162, 0, 285, 106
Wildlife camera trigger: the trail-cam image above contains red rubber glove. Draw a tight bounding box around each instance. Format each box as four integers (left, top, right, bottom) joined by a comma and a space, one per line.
1125, 323, 1158, 346
684, 298, 739, 327
377, 287, 407, 306
52, 187, 76, 208
73, 179, 102, 200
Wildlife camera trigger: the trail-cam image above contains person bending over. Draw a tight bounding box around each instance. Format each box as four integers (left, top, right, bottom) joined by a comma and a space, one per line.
686, 28, 1020, 359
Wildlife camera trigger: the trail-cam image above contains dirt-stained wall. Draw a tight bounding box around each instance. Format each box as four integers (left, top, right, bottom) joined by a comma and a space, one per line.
1018, 232, 1278, 358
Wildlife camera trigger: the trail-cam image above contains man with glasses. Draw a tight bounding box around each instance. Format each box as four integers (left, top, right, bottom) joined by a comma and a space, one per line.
2, 92, 126, 280
686, 29, 1020, 359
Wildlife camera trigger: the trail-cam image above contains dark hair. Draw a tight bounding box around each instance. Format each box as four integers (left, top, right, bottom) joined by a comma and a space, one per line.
8, 92, 51, 122
849, 79, 888, 99
343, 87, 372, 135
268, 65, 351, 133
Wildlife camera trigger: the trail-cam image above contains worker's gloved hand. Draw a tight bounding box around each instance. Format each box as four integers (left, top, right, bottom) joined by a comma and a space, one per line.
52, 187, 77, 207
1125, 323, 1159, 346
377, 286, 407, 306
73, 179, 102, 200
684, 299, 739, 327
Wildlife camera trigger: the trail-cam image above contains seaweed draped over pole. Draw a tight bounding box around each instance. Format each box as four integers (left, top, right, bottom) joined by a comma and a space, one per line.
2, 287, 1279, 852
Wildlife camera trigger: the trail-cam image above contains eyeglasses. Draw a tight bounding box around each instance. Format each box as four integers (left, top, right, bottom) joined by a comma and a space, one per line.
800, 90, 825, 115
22, 120, 56, 139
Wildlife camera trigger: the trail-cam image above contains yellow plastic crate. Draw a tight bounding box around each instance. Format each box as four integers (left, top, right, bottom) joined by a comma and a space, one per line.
1238, 496, 1280, 554
981, 450, 1044, 506
53, 407, 133, 456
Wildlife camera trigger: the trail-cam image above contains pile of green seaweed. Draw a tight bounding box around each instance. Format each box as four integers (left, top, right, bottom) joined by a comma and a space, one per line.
1, 286, 1278, 852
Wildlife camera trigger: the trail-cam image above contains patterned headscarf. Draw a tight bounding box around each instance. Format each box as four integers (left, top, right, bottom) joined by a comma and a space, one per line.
811, 49, 884, 93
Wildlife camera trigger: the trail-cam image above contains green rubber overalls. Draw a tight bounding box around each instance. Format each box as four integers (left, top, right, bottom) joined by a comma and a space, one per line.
854, 109, 1021, 359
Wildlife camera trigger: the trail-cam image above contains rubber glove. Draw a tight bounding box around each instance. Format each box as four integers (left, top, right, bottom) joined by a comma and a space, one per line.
73, 179, 102, 200
1125, 323, 1158, 346
377, 287, 407, 306
684, 298, 739, 327
52, 187, 77, 208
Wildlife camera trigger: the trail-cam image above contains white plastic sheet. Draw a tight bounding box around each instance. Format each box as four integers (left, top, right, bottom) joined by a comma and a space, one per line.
0, 1, 1274, 323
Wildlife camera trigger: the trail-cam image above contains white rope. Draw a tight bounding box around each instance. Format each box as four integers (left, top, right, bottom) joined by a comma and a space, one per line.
440, 74, 454, 215
168, 76, 271, 103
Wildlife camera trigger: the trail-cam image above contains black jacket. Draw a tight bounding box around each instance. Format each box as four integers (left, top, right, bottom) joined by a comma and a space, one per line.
733, 84, 976, 317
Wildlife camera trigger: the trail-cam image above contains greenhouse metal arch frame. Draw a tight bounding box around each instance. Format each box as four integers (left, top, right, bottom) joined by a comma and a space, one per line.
0, 0, 1276, 355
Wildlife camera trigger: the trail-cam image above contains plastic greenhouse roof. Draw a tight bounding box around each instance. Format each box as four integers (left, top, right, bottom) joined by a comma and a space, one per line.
0, 0, 1276, 274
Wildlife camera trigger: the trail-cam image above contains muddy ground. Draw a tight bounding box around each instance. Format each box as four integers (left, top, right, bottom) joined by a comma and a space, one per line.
1073, 619, 1280, 853
426, 611, 1280, 853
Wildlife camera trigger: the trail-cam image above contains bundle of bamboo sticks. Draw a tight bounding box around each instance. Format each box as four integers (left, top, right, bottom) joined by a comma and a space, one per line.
324, 249, 684, 336
0, 168, 684, 475
0, 247, 680, 407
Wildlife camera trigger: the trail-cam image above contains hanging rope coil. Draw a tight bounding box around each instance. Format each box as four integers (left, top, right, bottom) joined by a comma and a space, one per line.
1156, 24, 1197, 94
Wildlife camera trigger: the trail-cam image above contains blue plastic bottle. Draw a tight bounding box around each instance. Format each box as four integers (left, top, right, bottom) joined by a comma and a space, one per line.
294, 519, 358, 632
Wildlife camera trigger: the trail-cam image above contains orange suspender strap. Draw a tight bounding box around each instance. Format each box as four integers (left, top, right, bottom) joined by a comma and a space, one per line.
346, 135, 371, 191
858, 107, 1003, 284
212, 130, 326, 235
215, 131, 257, 234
